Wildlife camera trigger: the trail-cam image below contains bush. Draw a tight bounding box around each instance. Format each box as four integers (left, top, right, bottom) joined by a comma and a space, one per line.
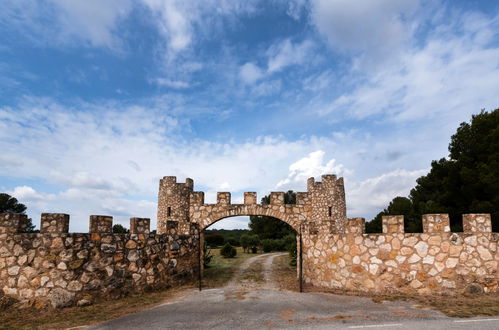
220, 243, 237, 258
251, 246, 258, 253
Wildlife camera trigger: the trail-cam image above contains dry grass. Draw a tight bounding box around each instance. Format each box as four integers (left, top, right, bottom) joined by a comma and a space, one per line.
202, 247, 259, 288
373, 292, 499, 318
0, 285, 192, 330
272, 254, 299, 291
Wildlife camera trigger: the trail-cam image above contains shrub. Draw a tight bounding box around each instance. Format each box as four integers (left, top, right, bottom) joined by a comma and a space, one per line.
220, 243, 237, 258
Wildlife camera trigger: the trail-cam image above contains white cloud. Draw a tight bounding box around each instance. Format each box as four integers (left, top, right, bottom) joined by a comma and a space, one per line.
0, 0, 132, 49
50, 0, 132, 48
346, 168, 427, 218
267, 39, 315, 73
309, 0, 420, 62
239, 62, 264, 84
276, 150, 351, 189
285, 0, 308, 20
9, 186, 55, 201
319, 11, 499, 121
239, 38, 315, 86
154, 78, 190, 89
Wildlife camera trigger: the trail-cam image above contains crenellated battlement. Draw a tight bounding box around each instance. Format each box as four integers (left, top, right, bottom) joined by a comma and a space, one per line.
158, 174, 348, 234
0, 213, 155, 235
0, 212, 198, 307
341, 213, 493, 235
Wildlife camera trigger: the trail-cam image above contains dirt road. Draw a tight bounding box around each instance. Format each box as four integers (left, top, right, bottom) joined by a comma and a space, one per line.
90, 253, 499, 329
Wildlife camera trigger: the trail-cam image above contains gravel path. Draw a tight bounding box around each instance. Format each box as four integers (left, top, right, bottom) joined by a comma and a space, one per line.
89, 253, 499, 330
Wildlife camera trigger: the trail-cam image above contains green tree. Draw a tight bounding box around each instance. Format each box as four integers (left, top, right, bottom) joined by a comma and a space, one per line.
112, 224, 129, 234
205, 234, 225, 247
366, 109, 499, 232
365, 197, 420, 233
249, 191, 296, 239
411, 109, 499, 231
0, 193, 37, 232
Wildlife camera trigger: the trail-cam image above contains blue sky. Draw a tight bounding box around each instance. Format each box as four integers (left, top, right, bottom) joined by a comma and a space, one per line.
1, 0, 498, 231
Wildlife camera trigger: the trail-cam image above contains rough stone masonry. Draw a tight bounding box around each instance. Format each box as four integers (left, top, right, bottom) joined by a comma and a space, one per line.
0, 174, 497, 308
157, 174, 497, 294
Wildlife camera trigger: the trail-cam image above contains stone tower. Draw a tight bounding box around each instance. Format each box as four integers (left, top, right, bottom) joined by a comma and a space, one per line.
307, 174, 347, 232
156, 176, 193, 234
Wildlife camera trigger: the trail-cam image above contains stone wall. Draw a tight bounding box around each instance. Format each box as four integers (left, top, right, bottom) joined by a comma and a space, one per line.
0, 213, 199, 308
303, 214, 498, 294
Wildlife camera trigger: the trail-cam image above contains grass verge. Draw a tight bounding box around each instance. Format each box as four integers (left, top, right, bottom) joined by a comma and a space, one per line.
272, 254, 298, 291
0, 285, 192, 330
374, 292, 499, 318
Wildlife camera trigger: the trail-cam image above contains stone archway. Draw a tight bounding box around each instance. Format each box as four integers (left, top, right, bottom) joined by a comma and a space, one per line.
155, 175, 347, 235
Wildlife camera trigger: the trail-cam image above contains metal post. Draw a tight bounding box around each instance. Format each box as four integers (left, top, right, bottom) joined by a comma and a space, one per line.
198, 229, 202, 291
299, 224, 303, 293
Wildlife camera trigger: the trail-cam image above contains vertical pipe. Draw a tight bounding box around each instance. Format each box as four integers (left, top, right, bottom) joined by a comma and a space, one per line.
299, 224, 303, 293
198, 229, 202, 291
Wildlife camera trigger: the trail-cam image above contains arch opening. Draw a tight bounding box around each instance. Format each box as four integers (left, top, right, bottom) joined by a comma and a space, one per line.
201, 215, 298, 291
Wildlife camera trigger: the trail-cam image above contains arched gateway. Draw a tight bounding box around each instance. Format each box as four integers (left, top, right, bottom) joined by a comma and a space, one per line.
156, 175, 347, 234
156, 174, 497, 295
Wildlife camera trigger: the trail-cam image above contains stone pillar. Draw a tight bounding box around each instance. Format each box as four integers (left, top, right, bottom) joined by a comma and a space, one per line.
190, 191, 204, 205
270, 192, 285, 205
129, 217, 150, 234
40, 213, 70, 234
217, 192, 231, 205
422, 214, 450, 233
463, 214, 492, 232
0, 213, 28, 234
345, 217, 365, 234
89, 215, 113, 233
382, 215, 404, 234
244, 192, 257, 205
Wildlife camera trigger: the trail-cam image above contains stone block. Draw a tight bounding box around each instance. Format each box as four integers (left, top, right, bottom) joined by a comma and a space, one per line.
244, 192, 257, 205
89, 215, 113, 234
269, 192, 285, 205
217, 192, 231, 205
463, 214, 492, 232
0, 213, 28, 234
296, 192, 308, 205
40, 213, 69, 234
345, 217, 365, 234
190, 191, 204, 205
129, 218, 150, 234
382, 215, 404, 234
422, 214, 450, 233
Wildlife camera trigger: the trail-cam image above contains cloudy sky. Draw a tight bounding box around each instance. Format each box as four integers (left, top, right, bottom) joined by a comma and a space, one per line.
1, 0, 498, 231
